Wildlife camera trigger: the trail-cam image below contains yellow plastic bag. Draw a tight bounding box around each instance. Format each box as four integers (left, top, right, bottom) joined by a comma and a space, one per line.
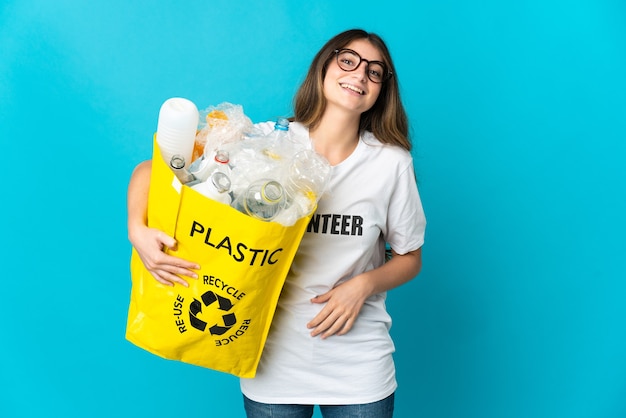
126, 138, 311, 378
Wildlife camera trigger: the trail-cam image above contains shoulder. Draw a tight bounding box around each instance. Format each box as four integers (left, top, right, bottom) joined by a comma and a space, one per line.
360, 130, 414, 167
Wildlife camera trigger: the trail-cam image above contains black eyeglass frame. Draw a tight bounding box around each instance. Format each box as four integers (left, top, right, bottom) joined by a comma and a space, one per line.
333, 48, 393, 83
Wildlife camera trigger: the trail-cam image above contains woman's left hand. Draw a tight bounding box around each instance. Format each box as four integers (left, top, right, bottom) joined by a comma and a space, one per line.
306, 248, 422, 339
307, 275, 371, 339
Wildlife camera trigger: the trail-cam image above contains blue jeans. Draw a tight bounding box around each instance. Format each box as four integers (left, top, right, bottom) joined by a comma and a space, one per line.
243, 393, 394, 417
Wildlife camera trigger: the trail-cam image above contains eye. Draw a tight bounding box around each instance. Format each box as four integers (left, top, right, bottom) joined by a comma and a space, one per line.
337, 50, 360, 70
368, 63, 386, 82
369, 69, 382, 79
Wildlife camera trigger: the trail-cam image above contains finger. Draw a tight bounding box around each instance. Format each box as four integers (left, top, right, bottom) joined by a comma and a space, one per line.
335, 317, 355, 336
319, 315, 349, 339
152, 252, 200, 277
311, 292, 331, 303
309, 310, 343, 337
316, 322, 341, 339
161, 255, 200, 278
153, 275, 174, 287
307, 305, 332, 329
151, 269, 190, 288
321, 315, 357, 339
164, 271, 190, 287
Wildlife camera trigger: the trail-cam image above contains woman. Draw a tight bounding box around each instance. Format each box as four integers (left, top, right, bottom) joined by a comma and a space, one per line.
127, 29, 426, 417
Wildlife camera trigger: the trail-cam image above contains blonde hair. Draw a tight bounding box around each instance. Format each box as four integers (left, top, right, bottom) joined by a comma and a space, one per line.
293, 29, 411, 151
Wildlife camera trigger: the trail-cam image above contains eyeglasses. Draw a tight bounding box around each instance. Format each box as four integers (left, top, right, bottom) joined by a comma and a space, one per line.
334, 48, 392, 83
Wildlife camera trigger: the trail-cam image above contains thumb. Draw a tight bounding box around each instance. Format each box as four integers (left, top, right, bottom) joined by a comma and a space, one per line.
158, 231, 178, 251
311, 292, 331, 304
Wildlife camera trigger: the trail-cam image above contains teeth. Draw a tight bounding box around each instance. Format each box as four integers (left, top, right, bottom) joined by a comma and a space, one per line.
340, 83, 364, 95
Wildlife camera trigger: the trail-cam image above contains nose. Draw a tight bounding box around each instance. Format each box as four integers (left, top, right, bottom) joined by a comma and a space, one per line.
354, 61, 369, 81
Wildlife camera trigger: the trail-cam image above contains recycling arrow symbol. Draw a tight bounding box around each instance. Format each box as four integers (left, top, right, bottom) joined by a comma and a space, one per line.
189, 290, 237, 335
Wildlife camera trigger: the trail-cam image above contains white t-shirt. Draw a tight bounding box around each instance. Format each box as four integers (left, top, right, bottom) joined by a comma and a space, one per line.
240, 122, 426, 405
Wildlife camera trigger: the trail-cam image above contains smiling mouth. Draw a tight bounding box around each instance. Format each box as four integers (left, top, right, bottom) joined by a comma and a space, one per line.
339, 83, 365, 95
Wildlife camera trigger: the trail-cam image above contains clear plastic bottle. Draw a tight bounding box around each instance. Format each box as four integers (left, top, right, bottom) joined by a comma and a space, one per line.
170, 154, 198, 185
273, 150, 331, 225
234, 179, 286, 221
211, 149, 232, 177
264, 117, 294, 161
191, 171, 232, 205
286, 149, 331, 204
189, 149, 231, 182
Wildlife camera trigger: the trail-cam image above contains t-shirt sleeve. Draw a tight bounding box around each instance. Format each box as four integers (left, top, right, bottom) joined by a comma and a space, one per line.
385, 158, 426, 254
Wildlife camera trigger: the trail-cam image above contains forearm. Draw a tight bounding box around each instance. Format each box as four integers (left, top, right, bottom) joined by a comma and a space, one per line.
127, 159, 152, 241
357, 247, 422, 297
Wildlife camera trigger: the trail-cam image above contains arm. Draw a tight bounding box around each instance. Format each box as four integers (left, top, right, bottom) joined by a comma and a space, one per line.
307, 247, 422, 338
127, 160, 199, 287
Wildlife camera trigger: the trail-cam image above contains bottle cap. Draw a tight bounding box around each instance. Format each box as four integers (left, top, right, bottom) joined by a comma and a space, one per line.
274, 117, 289, 131
261, 181, 284, 203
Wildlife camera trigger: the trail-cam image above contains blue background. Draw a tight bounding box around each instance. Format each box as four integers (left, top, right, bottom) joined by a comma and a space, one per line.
1, 1, 625, 417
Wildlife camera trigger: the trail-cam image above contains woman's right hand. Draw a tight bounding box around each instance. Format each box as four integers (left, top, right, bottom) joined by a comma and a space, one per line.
129, 224, 200, 287
127, 159, 199, 286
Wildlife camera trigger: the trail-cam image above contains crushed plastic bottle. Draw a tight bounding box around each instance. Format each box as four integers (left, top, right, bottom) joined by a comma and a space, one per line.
273, 150, 331, 225
233, 179, 286, 221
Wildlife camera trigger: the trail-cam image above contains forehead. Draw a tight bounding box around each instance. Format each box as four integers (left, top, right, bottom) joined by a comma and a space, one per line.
343, 39, 383, 61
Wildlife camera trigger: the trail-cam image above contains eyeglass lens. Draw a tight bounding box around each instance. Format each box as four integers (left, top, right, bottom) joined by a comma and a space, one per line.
336, 49, 387, 83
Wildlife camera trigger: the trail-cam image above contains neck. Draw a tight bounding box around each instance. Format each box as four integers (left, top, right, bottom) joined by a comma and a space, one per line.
309, 110, 361, 166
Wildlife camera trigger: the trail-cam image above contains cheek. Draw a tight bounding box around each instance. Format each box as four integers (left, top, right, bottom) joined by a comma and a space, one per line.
323, 65, 339, 84
371, 83, 383, 97
322, 70, 339, 97
367, 87, 382, 107
321, 77, 332, 99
